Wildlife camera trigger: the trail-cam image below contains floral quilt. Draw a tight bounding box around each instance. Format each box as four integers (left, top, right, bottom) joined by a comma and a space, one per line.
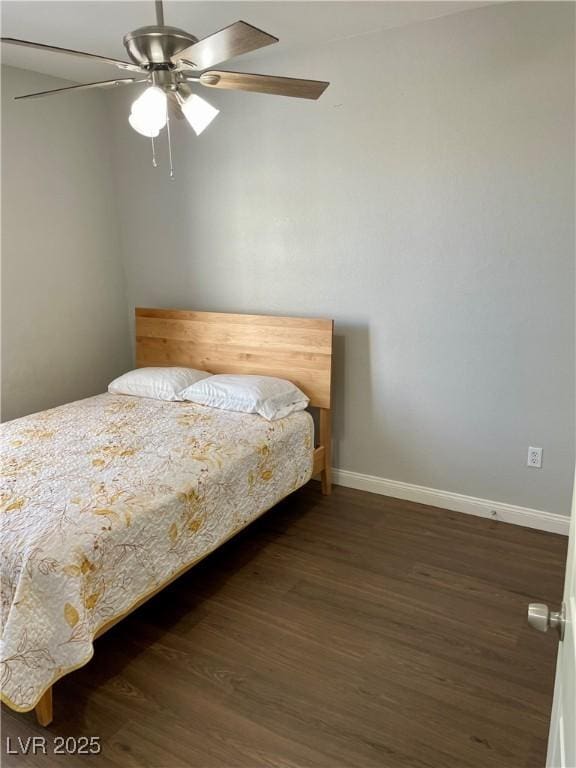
0, 394, 313, 711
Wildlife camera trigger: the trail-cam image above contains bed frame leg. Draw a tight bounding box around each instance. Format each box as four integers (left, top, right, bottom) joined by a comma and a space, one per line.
321, 465, 332, 495
35, 687, 53, 727
319, 408, 332, 495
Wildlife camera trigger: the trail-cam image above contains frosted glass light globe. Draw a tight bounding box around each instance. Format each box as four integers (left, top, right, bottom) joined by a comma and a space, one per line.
128, 86, 167, 136
179, 93, 219, 136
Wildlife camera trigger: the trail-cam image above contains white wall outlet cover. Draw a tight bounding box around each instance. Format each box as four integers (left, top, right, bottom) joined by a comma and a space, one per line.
527, 446, 543, 468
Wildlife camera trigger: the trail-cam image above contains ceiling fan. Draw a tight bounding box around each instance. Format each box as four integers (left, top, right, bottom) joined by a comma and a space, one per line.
2, 0, 329, 175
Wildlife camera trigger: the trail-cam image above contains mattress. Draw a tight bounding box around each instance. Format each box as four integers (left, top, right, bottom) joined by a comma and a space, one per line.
0, 393, 313, 712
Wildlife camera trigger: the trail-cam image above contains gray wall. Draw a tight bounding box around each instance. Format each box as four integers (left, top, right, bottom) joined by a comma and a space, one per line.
109, 1, 575, 515
1, 66, 131, 420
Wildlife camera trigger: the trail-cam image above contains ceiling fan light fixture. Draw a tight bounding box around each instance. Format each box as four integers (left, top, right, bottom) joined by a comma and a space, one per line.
128, 110, 160, 137
178, 92, 219, 136
4, 1, 329, 177
129, 85, 167, 136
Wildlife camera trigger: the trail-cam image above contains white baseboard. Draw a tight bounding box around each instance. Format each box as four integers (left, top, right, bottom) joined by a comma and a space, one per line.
331, 468, 569, 536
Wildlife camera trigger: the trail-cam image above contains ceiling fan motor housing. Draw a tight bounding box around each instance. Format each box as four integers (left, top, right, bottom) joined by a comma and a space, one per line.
123, 26, 198, 69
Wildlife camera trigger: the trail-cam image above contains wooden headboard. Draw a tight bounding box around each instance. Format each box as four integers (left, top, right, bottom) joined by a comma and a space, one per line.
135, 307, 333, 409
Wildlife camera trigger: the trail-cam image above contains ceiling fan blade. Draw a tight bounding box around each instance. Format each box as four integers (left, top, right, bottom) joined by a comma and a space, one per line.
198, 71, 329, 100
1, 37, 141, 72
14, 78, 142, 101
171, 21, 278, 70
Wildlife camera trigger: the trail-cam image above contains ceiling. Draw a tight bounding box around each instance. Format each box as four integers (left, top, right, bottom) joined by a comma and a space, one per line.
1, 1, 493, 83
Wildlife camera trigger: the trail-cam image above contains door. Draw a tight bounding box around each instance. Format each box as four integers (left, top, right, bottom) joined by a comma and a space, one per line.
544, 469, 575, 767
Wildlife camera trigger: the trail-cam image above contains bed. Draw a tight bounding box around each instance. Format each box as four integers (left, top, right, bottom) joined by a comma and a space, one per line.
0, 308, 333, 726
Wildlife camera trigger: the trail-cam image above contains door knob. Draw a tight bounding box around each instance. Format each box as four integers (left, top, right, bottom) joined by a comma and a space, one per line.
527, 602, 566, 641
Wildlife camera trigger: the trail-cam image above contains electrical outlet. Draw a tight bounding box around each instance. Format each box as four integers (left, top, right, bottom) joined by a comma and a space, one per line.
527, 446, 543, 468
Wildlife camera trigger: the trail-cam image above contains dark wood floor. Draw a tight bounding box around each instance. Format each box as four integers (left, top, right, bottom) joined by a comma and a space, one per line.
1, 483, 567, 768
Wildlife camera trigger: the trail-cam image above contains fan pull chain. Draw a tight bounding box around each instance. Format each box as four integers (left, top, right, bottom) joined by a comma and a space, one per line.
166, 113, 175, 180
151, 137, 158, 168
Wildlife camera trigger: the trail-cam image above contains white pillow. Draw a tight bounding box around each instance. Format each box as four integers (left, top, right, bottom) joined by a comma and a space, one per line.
108, 367, 212, 401
180, 374, 309, 421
